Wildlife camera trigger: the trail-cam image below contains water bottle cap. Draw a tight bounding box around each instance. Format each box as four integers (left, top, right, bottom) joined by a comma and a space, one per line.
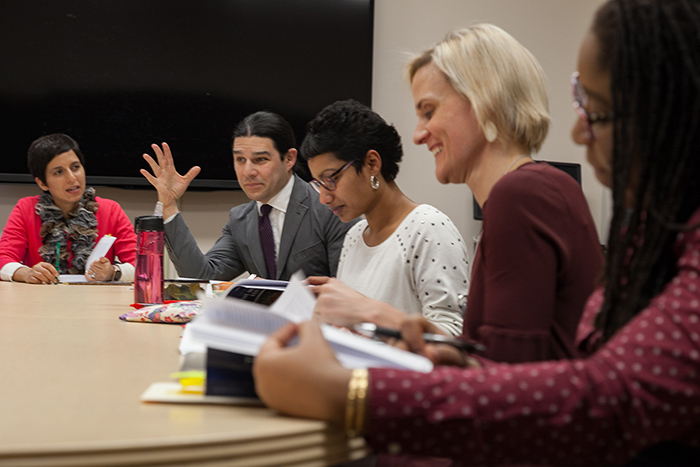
135, 215, 164, 232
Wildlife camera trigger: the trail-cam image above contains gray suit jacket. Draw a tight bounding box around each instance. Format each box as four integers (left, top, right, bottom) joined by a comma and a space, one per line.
164, 174, 356, 280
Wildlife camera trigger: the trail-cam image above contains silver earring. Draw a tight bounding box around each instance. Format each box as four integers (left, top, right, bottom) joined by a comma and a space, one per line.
370, 175, 380, 190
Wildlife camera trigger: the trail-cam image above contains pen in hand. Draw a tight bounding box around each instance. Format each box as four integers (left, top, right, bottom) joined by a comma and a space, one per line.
54, 242, 60, 284
354, 323, 486, 353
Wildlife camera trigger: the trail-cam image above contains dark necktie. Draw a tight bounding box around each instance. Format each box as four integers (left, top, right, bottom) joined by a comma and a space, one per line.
258, 204, 276, 279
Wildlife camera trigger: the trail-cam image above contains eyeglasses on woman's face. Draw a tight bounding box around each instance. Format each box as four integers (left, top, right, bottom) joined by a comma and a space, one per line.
309, 160, 355, 193
571, 71, 615, 142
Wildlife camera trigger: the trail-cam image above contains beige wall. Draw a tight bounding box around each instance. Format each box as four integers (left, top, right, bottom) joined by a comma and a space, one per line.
0, 0, 608, 268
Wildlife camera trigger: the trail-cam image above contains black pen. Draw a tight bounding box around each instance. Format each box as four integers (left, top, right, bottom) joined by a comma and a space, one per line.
354, 323, 486, 353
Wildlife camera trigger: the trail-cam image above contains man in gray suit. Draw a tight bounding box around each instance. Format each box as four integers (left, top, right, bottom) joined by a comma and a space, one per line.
140, 111, 354, 280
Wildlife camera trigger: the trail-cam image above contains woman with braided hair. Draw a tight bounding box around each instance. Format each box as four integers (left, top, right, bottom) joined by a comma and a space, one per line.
0, 134, 136, 283
253, 0, 700, 464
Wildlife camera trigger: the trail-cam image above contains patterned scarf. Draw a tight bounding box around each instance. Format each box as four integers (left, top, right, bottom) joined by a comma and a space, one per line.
36, 187, 99, 274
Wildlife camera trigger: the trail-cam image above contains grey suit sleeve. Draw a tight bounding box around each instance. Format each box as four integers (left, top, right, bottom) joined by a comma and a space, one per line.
164, 213, 246, 280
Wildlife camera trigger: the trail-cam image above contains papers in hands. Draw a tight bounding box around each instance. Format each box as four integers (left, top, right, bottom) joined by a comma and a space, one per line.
55, 236, 117, 283
187, 272, 434, 373
85, 235, 117, 272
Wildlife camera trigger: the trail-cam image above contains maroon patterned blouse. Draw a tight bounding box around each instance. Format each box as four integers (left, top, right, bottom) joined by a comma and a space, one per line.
367, 208, 700, 465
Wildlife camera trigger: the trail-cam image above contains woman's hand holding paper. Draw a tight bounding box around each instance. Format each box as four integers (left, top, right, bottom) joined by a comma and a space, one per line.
307, 276, 409, 329
85, 256, 114, 282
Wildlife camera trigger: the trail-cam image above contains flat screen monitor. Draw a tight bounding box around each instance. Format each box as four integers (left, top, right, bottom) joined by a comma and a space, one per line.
472, 161, 582, 220
0, 0, 374, 189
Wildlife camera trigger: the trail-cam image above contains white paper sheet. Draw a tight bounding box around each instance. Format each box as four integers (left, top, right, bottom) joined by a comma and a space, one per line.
140, 382, 262, 405
85, 235, 117, 271
58, 274, 88, 283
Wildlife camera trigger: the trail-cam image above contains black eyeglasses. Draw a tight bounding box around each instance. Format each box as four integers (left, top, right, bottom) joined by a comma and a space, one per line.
309, 160, 355, 193
571, 71, 615, 142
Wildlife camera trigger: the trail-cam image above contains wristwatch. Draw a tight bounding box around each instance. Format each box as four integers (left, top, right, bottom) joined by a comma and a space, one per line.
112, 265, 122, 282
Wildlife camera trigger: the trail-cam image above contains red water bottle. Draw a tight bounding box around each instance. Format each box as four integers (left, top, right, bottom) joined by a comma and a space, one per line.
134, 216, 164, 304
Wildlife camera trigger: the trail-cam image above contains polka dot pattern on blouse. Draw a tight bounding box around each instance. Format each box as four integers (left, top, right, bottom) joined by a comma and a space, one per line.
337, 205, 469, 335
366, 212, 700, 465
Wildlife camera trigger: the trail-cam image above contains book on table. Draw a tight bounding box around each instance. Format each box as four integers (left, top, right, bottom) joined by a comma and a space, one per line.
186, 272, 434, 398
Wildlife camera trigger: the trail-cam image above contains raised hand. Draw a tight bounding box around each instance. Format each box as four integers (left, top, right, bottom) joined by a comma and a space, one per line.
140, 142, 201, 218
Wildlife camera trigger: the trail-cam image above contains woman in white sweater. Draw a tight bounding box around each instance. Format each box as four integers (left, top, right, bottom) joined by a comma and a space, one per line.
300, 99, 468, 336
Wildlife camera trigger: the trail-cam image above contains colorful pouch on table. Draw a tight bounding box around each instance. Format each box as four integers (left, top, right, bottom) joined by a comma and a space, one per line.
120, 301, 203, 324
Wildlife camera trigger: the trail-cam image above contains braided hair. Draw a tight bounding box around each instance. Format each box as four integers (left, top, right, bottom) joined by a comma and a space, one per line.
593, 0, 700, 341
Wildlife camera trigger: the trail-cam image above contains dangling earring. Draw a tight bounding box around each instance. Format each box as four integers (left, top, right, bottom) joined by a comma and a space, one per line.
484, 121, 498, 143
370, 175, 380, 190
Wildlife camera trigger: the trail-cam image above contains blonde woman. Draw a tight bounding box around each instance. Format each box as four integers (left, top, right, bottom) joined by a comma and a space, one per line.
404, 24, 603, 363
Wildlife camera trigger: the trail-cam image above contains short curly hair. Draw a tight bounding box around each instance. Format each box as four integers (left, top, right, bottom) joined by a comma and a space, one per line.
300, 100, 404, 182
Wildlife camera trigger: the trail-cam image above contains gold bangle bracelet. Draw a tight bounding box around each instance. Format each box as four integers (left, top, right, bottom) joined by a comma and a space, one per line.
345, 373, 358, 436
354, 369, 368, 436
345, 368, 369, 437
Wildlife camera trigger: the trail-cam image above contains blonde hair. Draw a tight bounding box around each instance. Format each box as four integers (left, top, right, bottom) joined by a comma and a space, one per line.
407, 24, 550, 153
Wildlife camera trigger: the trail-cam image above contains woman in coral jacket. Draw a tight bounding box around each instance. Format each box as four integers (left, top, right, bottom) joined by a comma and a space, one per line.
0, 134, 136, 283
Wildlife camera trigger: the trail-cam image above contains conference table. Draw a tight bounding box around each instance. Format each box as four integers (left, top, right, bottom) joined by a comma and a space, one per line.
0, 282, 370, 466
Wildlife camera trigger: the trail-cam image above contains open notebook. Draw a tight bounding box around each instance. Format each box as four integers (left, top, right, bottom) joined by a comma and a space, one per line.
187, 273, 433, 373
